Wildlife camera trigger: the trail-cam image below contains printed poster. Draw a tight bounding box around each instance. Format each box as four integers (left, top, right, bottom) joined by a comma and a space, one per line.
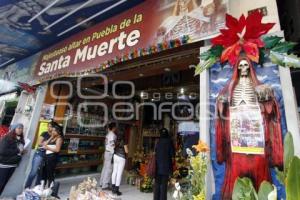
68, 138, 80, 154
34, 120, 50, 148
157, 0, 228, 42
230, 105, 265, 154
40, 103, 55, 120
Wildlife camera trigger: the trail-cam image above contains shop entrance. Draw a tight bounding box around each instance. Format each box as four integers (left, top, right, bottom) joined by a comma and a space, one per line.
35, 44, 200, 198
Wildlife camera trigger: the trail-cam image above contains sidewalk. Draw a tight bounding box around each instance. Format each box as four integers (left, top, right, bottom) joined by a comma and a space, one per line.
57, 173, 170, 200
0, 173, 172, 200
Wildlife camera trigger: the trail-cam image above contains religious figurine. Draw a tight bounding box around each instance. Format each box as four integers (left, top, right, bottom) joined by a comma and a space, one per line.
215, 56, 283, 199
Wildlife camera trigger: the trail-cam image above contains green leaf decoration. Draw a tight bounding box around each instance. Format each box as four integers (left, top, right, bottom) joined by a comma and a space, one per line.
262, 36, 283, 49
283, 54, 300, 68
195, 57, 218, 75
200, 45, 223, 61
210, 45, 224, 58
271, 41, 296, 53
270, 51, 285, 66
259, 48, 266, 65
286, 157, 300, 200
232, 177, 258, 200
275, 167, 285, 186
200, 51, 211, 61
284, 132, 295, 174
270, 51, 300, 68
258, 181, 274, 200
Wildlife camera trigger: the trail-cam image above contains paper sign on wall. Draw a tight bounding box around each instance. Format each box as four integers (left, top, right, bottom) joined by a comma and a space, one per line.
230, 105, 265, 155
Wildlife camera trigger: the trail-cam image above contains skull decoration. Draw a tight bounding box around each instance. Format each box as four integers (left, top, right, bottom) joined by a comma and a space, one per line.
238, 59, 250, 77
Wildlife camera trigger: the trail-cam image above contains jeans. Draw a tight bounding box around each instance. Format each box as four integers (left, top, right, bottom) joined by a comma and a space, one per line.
25, 150, 44, 188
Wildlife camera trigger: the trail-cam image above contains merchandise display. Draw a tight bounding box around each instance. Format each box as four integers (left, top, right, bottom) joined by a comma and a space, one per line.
69, 178, 118, 200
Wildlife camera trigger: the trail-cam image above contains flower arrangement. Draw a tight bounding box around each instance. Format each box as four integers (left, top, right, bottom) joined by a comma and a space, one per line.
140, 175, 153, 193
177, 140, 209, 200
132, 147, 145, 164
173, 148, 189, 179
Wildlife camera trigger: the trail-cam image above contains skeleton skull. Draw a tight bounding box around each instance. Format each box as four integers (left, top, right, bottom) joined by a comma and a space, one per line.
238, 59, 250, 77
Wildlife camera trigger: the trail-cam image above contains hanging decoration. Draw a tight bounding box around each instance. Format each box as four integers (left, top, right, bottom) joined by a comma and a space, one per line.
195, 11, 300, 75
18, 82, 37, 94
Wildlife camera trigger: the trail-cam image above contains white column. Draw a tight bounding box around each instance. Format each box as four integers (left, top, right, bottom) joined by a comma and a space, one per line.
279, 67, 300, 156
199, 46, 215, 199
2, 84, 48, 197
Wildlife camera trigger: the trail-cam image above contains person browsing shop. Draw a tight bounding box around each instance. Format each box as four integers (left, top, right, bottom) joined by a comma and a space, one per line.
111, 131, 128, 196
42, 123, 63, 187
100, 122, 117, 190
154, 128, 175, 200
24, 121, 55, 188
0, 123, 26, 195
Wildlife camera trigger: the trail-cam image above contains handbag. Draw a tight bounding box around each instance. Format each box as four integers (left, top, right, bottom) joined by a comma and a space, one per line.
146, 153, 156, 178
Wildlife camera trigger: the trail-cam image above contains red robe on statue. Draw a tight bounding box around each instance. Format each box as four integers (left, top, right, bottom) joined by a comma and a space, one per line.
215, 57, 283, 200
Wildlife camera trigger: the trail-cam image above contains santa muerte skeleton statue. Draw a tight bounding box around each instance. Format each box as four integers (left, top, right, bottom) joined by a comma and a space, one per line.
215, 56, 283, 199
195, 10, 300, 199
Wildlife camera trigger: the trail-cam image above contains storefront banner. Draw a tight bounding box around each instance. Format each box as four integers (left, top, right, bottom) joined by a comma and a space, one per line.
33, 0, 228, 82
230, 105, 265, 155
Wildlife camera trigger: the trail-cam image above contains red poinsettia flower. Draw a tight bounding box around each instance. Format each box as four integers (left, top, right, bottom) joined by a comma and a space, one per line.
211, 11, 275, 65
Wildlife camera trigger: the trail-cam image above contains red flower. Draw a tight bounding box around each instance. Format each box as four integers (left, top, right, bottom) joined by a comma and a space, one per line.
211, 11, 274, 65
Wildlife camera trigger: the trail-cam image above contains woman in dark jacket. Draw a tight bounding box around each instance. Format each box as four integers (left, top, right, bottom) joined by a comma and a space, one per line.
0, 123, 25, 195
154, 128, 175, 200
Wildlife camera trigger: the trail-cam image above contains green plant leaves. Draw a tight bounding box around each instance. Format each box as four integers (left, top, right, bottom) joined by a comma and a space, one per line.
195, 57, 218, 75
232, 178, 276, 200
258, 181, 274, 200
195, 45, 223, 75
271, 41, 296, 53
232, 177, 258, 200
263, 36, 283, 49
283, 54, 300, 68
269, 51, 285, 66
275, 167, 285, 186
284, 132, 295, 174
259, 36, 300, 68
269, 51, 300, 68
200, 45, 223, 61
286, 157, 300, 200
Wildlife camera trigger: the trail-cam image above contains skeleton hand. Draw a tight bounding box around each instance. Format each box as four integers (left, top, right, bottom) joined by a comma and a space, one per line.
255, 84, 274, 102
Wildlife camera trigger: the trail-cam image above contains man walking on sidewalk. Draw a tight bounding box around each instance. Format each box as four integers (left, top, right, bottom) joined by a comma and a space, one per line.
99, 122, 117, 190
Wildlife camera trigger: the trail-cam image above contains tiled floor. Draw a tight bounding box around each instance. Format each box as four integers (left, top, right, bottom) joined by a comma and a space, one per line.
57, 173, 172, 200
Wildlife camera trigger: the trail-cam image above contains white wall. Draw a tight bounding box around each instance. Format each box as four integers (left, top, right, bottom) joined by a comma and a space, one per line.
229, 0, 281, 32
